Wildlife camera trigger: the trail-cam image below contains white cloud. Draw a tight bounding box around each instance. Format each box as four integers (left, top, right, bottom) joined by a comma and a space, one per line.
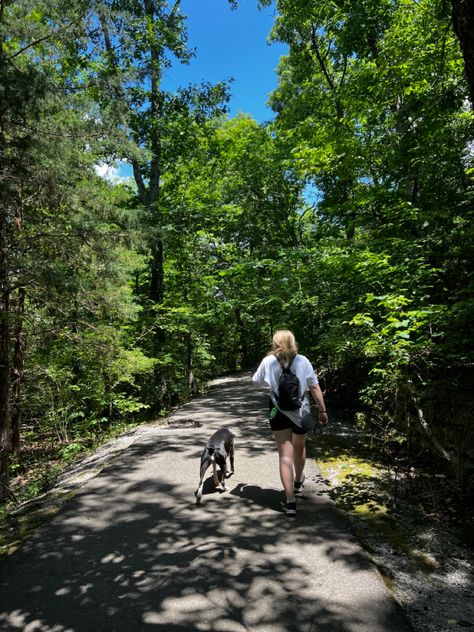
94, 162, 131, 184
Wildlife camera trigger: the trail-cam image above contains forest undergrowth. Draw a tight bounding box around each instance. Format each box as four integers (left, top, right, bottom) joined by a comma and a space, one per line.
309, 413, 474, 631
0, 415, 157, 557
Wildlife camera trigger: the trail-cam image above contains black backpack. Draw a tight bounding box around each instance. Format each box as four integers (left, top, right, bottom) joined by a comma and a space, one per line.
276, 356, 301, 411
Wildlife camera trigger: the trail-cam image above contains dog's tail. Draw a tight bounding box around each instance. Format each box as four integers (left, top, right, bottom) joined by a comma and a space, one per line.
208, 445, 215, 461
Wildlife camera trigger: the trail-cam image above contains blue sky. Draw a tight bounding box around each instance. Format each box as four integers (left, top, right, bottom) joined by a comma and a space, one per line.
103, 0, 286, 182
164, 0, 287, 122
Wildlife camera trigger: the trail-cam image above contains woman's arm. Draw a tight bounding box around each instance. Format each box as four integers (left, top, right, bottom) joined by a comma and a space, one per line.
252, 358, 267, 386
308, 383, 328, 425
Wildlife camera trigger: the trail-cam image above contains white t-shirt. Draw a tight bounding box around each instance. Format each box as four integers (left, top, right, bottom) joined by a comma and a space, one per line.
252, 354, 318, 427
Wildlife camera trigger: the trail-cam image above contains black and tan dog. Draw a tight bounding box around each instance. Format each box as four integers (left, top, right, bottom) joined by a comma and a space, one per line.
195, 427, 235, 504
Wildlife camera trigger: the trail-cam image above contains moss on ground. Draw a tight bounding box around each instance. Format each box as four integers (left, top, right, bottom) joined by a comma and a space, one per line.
309, 431, 439, 575
0, 505, 61, 558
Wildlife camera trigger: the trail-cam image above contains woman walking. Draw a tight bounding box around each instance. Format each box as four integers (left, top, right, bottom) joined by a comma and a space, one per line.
252, 330, 328, 515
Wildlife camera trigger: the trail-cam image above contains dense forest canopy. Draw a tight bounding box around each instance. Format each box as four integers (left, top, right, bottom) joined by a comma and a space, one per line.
1, 0, 473, 502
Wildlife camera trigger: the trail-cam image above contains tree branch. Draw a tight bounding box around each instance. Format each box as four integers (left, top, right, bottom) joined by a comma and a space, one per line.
132, 159, 149, 205
0, 479, 19, 504
7, 20, 78, 60
310, 25, 335, 91
338, 55, 348, 90
412, 398, 453, 464
309, 25, 344, 120
144, 0, 162, 205
168, 0, 182, 22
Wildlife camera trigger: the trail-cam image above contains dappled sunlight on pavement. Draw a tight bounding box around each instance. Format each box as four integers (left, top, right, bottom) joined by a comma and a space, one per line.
0, 373, 411, 631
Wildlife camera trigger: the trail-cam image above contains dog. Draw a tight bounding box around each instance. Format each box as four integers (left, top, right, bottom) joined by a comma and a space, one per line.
195, 427, 235, 504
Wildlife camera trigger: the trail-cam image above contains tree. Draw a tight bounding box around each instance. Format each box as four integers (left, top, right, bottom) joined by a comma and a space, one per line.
261, 0, 474, 478
158, 114, 306, 368
87, 0, 230, 304
451, 0, 474, 106
0, 1, 149, 498
0, 0, 86, 498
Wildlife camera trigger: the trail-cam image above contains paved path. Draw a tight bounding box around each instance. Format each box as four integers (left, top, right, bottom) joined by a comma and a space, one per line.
0, 374, 412, 632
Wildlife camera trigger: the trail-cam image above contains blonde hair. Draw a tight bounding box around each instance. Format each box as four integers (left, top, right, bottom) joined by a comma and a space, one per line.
269, 330, 298, 366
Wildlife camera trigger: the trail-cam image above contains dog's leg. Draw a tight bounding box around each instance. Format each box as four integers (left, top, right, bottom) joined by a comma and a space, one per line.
215, 454, 228, 491
195, 453, 211, 504
229, 439, 235, 477
212, 455, 220, 487
220, 464, 229, 490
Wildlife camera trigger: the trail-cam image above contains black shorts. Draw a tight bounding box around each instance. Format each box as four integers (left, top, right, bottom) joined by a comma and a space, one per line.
270, 407, 307, 435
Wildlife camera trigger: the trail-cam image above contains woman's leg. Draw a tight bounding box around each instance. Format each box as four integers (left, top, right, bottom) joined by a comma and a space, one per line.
272, 428, 295, 502
292, 432, 307, 483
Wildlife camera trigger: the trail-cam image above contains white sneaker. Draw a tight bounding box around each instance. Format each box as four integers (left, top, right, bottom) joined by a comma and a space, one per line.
281, 501, 296, 516
294, 473, 305, 496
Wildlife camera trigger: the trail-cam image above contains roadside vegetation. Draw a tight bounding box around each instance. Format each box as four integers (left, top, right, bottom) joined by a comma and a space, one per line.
309, 414, 474, 579
1, 0, 473, 542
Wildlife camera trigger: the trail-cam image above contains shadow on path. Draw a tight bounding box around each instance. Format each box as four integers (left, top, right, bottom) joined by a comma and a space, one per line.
0, 374, 412, 632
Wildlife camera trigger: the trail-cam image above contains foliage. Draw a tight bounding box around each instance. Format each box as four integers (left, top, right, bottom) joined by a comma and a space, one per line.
262, 0, 473, 476
1, 0, 473, 502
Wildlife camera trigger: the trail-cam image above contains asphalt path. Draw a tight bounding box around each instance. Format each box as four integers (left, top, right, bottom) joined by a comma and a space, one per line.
0, 374, 412, 632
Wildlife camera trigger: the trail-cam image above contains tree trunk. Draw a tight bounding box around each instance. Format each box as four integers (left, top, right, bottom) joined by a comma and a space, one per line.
186, 333, 198, 395
100, 4, 165, 304
143, 0, 164, 303
0, 207, 11, 502
235, 307, 248, 365
451, 0, 474, 107
11, 285, 25, 455
149, 236, 164, 304
0, 6, 11, 501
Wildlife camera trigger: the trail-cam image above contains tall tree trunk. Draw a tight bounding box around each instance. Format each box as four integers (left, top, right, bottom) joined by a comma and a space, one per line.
0, 10, 11, 494
143, 0, 164, 304
451, 0, 474, 107
11, 286, 25, 455
100, 4, 165, 304
0, 206, 11, 502
186, 332, 198, 395
149, 236, 164, 303
235, 307, 248, 365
